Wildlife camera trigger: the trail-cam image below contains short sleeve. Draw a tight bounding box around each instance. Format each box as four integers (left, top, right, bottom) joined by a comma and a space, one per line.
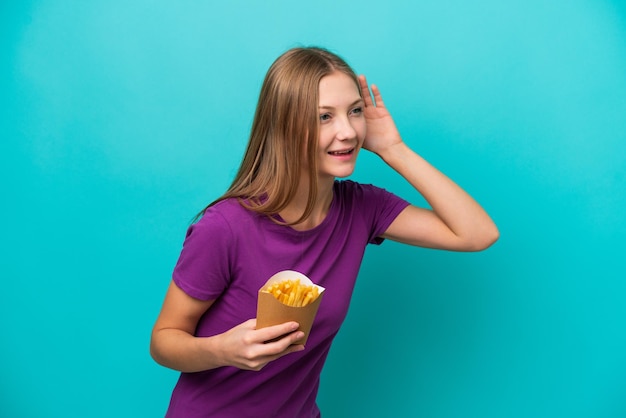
358, 182, 410, 245
171, 208, 233, 300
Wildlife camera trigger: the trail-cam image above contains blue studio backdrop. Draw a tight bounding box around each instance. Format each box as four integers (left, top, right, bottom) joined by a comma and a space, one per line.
2, 1, 626, 417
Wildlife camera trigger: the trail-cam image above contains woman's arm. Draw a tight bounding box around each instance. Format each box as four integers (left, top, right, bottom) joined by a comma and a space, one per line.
358, 75, 499, 251
150, 280, 305, 373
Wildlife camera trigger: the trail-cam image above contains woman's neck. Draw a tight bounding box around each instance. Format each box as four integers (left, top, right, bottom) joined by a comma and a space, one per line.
279, 178, 334, 231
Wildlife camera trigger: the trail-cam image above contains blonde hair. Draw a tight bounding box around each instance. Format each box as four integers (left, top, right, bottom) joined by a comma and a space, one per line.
199, 46, 359, 224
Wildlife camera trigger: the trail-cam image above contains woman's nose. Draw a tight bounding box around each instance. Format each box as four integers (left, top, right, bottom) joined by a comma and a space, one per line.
335, 117, 356, 140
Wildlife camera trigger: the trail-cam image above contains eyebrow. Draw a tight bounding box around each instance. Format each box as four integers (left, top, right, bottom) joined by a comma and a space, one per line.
318, 98, 364, 110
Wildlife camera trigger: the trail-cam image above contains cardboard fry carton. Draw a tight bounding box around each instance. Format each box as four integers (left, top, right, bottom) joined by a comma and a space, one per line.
256, 270, 325, 345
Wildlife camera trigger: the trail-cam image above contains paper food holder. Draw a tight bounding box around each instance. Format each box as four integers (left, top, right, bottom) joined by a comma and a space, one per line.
256, 270, 325, 345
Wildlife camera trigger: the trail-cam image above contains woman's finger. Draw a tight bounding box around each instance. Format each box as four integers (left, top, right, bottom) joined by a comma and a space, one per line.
358, 75, 374, 107
370, 84, 385, 108
253, 321, 301, 344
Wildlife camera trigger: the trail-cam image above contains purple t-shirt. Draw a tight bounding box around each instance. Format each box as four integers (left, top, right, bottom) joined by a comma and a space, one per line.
166, 180, 409, 417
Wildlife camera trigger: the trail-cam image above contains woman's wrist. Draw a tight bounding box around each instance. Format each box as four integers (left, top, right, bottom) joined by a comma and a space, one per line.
195, 334, 226, 370
377, 140, 413, 168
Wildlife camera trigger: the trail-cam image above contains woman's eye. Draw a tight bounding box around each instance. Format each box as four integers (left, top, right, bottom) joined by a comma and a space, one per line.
319, 113, 331, 122
351, 107, 363, 115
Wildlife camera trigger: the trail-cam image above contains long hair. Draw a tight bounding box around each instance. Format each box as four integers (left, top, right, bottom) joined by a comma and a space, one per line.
197, 47, 359, 224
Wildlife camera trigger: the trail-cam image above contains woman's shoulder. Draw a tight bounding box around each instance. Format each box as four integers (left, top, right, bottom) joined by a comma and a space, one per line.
178, 199, 264, 249
198, 198, 257, 222
333, 180, 409, 215
334, 179, 389, 200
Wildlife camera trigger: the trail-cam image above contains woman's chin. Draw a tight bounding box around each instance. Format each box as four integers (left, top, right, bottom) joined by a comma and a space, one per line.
329, 168, 356, 179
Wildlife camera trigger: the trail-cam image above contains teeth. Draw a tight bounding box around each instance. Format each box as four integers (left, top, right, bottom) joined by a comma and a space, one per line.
331, 149, 351, 155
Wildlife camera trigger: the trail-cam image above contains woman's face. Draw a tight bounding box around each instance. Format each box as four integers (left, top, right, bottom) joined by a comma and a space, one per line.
315, 71, 366, 181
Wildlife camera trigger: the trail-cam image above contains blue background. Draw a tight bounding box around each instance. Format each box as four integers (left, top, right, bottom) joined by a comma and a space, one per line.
2, 1, 625, 417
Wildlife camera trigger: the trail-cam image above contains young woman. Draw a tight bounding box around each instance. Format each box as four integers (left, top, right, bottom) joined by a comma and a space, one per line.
150, 46, 499, 417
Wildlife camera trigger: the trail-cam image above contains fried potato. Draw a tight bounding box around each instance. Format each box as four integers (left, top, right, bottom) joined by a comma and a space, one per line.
262, 279, 320, 307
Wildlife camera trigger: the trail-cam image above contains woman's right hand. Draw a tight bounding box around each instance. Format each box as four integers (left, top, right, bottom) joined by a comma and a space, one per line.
151, 280, 305, 373
214, 319, 305, 371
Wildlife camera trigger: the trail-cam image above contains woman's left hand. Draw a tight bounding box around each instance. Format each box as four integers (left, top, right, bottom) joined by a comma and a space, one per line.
358, 75, 403, 157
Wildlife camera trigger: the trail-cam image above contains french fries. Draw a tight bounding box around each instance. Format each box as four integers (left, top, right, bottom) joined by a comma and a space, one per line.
262, 279, 320, 307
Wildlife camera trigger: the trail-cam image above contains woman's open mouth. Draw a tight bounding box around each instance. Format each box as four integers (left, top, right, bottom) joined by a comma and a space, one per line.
328, 148, 355, 156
